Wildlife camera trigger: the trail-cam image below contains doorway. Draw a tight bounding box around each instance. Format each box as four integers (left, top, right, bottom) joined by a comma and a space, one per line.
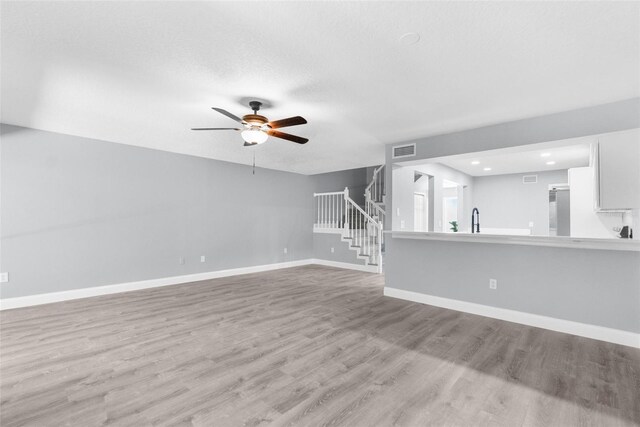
414, 192, 428, 232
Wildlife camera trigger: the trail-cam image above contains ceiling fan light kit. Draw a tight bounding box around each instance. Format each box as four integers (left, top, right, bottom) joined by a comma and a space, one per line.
241, 129, 268, 145
191, 100, 308, 146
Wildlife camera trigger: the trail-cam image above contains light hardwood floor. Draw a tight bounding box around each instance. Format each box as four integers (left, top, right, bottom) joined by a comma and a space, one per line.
1, 265, 639, 426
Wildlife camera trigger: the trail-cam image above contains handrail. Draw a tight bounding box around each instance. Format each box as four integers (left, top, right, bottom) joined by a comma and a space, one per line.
364, 165, 384, 194
313, 191, 346, 196
346, 196, 377, 224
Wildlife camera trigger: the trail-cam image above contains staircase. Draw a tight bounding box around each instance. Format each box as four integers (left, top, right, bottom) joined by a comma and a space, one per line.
313, 166, 385, 273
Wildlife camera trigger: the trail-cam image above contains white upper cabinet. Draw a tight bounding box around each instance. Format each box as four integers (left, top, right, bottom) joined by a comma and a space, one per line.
596, 128, 640, 210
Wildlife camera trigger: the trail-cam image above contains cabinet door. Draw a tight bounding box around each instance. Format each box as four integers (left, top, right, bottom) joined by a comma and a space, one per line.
598, 128, 640, 209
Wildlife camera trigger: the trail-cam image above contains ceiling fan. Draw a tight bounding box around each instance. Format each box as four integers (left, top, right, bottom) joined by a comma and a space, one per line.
191, 101, 308, 146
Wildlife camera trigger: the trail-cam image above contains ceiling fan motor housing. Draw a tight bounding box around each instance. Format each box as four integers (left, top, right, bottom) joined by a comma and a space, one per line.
242, 114, 269, 128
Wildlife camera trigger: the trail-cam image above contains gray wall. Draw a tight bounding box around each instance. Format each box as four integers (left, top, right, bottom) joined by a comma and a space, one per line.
313, 233, 365, 266
473, 169, 568, 236
0, 124, 372, 299
0, 125, 315, 299
384, 98, 640, 333
313, 167, 368, 206
386, 238, 640, 333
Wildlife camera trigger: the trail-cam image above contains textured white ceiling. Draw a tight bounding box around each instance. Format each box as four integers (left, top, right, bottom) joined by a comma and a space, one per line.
1, 1, 639, 174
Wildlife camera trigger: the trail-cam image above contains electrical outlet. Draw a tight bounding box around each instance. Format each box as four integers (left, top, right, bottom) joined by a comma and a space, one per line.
400, 220, 405, 229
0, 272, 8, 283
330, 247, 335, 253
179, 257, 185, 265
283, 247, 288, 254
396, 208, 400, 216
489, 279, 497, 290
200, 255, 206, 263
528, 221, 534, 228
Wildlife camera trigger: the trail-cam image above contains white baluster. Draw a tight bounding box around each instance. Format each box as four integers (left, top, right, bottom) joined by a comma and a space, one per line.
338, 195, 341, 229
358, 212, 361, 255
331, 194, 336, 228
334, 194, 337, 228
333, 194, 337, 228
326, 195, 329, 228
374, 179, 377, 203
330, 194, 335, 228
366, 217, 369, 257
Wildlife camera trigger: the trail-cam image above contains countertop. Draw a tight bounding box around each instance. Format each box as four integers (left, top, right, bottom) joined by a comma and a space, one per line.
389, 231, 640, 251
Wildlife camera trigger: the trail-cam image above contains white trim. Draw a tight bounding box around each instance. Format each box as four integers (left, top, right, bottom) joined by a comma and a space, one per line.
310, 259, 378, 273
0, 260, 312, 311
384, 287, 640, 349
313, 227, 343, 234
0, 259, 380, 310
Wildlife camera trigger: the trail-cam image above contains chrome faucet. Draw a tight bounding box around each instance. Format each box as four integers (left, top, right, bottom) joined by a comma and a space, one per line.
471, 208, 480, 233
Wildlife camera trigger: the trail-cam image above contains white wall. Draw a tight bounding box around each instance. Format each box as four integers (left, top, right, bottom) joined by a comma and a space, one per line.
473, 170, 568, 236
569, 166, 636, 238
393, 162, 473, 232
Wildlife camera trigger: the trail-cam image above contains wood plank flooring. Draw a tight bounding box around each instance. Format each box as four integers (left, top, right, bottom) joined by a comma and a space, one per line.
1, 265, 639, 426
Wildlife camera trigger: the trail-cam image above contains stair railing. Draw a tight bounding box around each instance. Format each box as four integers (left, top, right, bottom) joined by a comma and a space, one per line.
313, 187, 383, 273
364, 165, 386, 225
344, 193, 383, 272
312, 190, 346, 231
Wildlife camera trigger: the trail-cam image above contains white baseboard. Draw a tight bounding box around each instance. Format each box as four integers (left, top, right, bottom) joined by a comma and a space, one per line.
0, 259, 379, 310
310, 258, 379, 273
384, 287, 640, 349
0, 259, 314, 311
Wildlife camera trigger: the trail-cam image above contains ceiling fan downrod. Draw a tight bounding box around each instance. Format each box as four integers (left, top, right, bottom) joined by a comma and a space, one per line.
249, 101, 262, 115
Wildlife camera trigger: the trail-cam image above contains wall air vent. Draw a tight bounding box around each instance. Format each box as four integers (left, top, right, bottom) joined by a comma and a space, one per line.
392, 143, 416, 159
522, 175, 538, 184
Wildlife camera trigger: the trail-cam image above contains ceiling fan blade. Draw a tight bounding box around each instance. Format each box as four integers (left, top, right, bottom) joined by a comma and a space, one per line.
211, 107, 245, 124
191, 127, 240, 131
266, 129, 308, 144
268, 116, 307, 129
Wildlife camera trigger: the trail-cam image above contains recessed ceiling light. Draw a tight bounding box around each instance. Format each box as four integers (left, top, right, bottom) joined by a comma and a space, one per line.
483, 167, 492, 171
546, 161, 556, 165
471, 160, 480, 165
399, 32, 420, 45
541, 153, 551, 157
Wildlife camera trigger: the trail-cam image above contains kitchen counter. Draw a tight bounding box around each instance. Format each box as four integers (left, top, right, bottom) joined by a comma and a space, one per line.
390, 231, 640, 251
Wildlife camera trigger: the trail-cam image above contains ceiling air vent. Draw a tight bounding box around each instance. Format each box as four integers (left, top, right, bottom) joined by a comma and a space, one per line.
392, 143, 416, 159
522, 175, 538, 184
